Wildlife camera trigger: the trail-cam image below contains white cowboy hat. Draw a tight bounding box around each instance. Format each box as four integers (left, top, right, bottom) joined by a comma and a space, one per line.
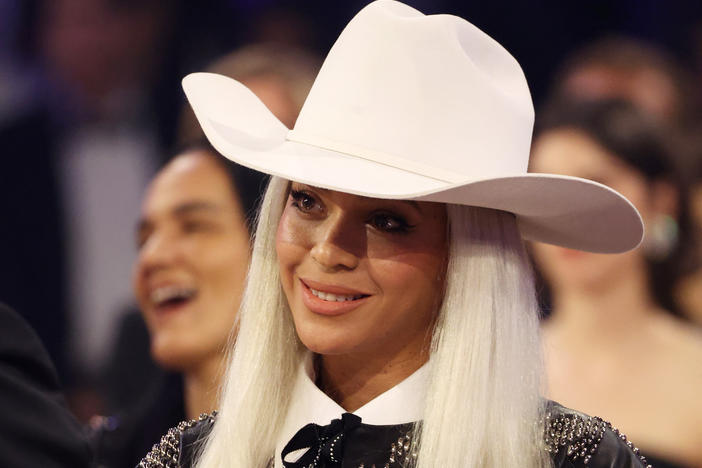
182, 0, 643, 253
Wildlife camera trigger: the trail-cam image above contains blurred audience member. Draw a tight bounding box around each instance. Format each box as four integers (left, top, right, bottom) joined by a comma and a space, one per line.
531, 99, 702, 468
92, 44, 318, 466
38, 0, 173, 119
0, 0, 43, 124
248, 6, 317, 52
0, 0, 176, 392
550, 36, 699, 128
102, 42, 319, 409
551, 35, 702, 325
92, 144, 267, 467
0, 302, 91, 468
178, 42, 320, 142
675, 144, 702, 325
41, 0, 174, 381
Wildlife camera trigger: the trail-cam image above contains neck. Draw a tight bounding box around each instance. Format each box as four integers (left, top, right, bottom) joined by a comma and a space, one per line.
546, 267, 659, 344
317, 340, 429, 412
183, 354, 225, 420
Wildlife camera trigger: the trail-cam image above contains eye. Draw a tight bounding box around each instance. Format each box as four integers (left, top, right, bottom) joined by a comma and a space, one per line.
368, 212, 414, 234
136, 224, 152, 250
182, 220, 208, 233
290, 189, 322, 214
136, 231, 150, 250
180, 217, 218, 235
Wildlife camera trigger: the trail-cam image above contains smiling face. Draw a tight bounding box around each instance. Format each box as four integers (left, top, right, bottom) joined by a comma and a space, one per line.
275, 183, 448, 360
133, 150, 251, 371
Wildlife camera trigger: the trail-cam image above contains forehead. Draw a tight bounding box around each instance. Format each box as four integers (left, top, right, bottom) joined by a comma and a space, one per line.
531, 128, 627, 176
143, 151, 237, 215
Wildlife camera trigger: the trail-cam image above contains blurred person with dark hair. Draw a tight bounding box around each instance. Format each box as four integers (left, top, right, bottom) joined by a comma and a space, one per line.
550, 36, 702, 326
93, 44, 318, 466
531, 99, 702, 468
0, 303, 90, 468
99, 42, 319, 410
91, 143, 267, 468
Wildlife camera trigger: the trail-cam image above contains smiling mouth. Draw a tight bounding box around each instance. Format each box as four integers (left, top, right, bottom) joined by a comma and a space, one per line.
150, 285, 197, 309
299, 280, 370, 316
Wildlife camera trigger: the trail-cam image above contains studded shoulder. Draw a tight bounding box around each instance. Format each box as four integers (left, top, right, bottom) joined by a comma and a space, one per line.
137, 411, 217, 468
543, 403, 650, 467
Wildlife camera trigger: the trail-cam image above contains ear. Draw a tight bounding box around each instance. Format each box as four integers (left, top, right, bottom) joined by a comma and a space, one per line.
649, 179, 679, 219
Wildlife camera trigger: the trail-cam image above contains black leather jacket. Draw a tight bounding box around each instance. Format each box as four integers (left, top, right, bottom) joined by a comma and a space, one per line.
136, 401, 650, 467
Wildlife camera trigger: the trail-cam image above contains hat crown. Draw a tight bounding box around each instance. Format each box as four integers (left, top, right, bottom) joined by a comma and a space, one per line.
288, 0, 534, 183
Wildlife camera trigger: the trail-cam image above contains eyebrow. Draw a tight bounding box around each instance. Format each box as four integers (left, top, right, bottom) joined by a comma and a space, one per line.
136, 201, 222, 234
296, 184, 422, 212
172, 200, 222, 216
399, 199, 421, 211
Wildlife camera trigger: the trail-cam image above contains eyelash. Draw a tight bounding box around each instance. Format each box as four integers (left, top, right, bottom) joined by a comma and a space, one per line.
290, 189, 320, 213
289, 189, 414, 235
368, 212, 413, 234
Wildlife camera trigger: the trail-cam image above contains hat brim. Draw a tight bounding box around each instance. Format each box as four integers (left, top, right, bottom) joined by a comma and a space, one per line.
183, 72, 643, 254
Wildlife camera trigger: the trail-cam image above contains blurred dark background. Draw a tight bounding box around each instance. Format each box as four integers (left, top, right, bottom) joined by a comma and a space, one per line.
1, 0, 702, 422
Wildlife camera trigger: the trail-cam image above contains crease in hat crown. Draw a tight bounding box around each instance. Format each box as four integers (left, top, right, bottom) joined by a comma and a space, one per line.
284, 0, 535, 183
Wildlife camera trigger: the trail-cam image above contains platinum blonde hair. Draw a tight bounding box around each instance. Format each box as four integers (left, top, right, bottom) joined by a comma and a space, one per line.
195, 177, 550, 468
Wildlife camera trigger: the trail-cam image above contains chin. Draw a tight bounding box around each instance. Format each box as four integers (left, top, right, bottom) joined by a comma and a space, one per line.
298, 335, 350, 356
150, 336, 204, 371
302, 342, 353, 356
296, 325, 360, 356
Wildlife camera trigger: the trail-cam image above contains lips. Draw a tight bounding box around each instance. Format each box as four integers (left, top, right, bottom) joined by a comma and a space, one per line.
308, 287, 365, 302
299, 279, 370, 316
148, 284, 198, 313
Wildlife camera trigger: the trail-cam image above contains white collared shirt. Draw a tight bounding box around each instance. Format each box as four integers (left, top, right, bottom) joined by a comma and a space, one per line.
274, 353, 429, 468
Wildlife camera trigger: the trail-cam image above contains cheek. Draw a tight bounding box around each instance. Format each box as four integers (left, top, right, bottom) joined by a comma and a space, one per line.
374, 254, 440, 288
178, 234, 249, 322
186, 231, 246, 274
531, 243, 562, 275
533, 242, 640, 287
132, 260, 147, 308
132, 257, 157, 330
207, 244, 249, 286
198, 249, 251, 329
276, 209, 312, 290
276, 207, 314, 248
372, 251, 445, 315
533, 243, 598, 275
610, 176, 652, 217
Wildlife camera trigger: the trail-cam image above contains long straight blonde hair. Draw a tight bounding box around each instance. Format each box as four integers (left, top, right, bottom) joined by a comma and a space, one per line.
195, 176, 550, 468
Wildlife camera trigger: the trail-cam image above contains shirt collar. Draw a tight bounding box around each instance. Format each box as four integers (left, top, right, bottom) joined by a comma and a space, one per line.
274, 352, 429, 468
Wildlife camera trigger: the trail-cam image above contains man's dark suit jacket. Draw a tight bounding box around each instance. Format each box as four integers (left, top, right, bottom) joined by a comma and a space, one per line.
0, 108, 69, 378
0, 303, 91, 468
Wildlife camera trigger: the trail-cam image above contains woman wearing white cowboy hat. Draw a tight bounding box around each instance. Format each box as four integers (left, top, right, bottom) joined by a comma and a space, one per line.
138, 1, 649, 467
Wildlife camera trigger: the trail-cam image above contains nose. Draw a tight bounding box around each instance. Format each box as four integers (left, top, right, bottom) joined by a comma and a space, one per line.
310, 214, 362, 271
136, 229, 179, 277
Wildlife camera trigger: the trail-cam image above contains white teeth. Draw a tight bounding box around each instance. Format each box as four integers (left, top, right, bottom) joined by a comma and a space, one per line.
150, 285, 196, 305
309, 288, 363, 302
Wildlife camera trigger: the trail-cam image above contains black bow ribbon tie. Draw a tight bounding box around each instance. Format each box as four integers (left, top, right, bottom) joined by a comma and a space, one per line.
281, 413, 362, 468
